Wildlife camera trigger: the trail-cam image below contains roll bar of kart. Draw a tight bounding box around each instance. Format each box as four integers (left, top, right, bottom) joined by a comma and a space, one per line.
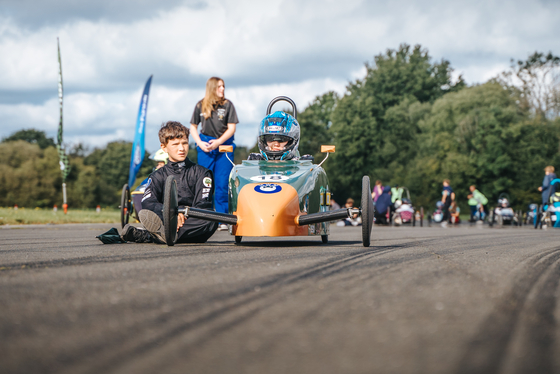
266, 96, 297, 119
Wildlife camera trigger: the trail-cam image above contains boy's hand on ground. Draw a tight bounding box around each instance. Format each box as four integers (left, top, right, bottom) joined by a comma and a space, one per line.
177, 213, 185, 231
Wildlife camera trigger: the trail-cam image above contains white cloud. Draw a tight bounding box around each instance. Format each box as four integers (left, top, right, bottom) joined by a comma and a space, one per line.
0, 77, 347, 150
1, 0, 560, 150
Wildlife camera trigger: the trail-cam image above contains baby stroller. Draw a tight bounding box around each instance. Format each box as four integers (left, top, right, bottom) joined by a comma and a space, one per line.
428, 201, 445, 225
526, 204, 538, 226
535, 179, 560, 229
391, 187, 423, 227
489, 193, 519, 227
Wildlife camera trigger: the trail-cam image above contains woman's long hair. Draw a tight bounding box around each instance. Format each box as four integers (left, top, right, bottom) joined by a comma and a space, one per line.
201, 77, 226, 120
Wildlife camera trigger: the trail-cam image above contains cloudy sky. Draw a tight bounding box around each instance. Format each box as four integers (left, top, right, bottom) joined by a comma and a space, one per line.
1, 0, 559, 153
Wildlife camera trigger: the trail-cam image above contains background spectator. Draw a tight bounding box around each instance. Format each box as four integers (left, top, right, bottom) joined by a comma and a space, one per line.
372, 180, 383, 203
190, 77, 239, 231
538, 165, 557, 205
467, 185, 488, 221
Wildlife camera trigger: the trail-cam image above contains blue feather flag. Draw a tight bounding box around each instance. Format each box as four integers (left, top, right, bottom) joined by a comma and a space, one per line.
128, 75, 152, 188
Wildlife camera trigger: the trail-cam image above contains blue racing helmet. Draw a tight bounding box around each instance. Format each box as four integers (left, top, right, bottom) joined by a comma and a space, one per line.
258, 111, 300, 160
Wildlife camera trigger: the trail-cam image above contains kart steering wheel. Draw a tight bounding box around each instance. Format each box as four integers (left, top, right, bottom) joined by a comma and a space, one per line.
266, 96, 297, 119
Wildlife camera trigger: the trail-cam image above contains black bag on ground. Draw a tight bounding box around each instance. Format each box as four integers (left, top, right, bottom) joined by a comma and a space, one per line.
96, 228, 126, 244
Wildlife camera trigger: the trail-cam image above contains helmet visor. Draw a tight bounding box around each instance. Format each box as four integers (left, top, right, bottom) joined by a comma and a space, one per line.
263, 134, 292, 144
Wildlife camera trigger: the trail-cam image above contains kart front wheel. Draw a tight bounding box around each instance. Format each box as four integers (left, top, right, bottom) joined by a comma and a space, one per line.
120, 184, 131, 229
235, 236, 242, 244
361, 176, 374, 247
163, 176, 179, 246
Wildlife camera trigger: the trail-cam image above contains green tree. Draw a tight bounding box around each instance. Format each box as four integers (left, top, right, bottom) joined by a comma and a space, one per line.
328, 44, 464, 202
405, 81, 557, 209
84, 141, 152, 207
2, 129, 56, 149
0, 141, 60, 207
298, 91, 338, 161
504, 51, 560, 119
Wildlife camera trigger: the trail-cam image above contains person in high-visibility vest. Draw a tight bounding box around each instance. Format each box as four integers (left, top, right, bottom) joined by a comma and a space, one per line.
391, 185, 403, 203
467, 185, 488, 221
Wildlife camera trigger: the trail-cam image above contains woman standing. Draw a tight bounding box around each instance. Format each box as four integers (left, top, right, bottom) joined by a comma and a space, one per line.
190, 77, 238, 230
371, 180, 383, 203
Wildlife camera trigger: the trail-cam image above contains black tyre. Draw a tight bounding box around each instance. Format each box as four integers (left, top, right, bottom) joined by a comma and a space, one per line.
235, 236, 242, 244
420, 207, 424, 227
120, 184, 131, 228
412, 214, 416, 227
361, 176, 374, 247
163, 176, 178, 246
322, 235, 328, 244
535, 212, 541, 229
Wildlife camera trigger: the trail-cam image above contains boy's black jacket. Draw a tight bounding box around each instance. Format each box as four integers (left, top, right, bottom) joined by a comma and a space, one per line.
141, 158, 215, 215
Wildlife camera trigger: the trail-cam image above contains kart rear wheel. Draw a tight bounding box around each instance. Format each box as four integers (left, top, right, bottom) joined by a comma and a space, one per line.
235, 236, 242, 244
163, 176, 178, 246
120, 184, 131, 228
412, 214, 416, 227
361, 176, 374, 247
420, 207, 424, 227
535, 212, 541, 229
321, 235, 328, 244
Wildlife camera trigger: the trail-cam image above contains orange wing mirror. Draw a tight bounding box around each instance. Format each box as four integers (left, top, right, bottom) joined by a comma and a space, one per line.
318, 145, 335, 167
219, 145, 235, 166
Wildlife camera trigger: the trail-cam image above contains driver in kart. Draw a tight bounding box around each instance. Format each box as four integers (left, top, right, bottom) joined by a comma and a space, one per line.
247, 111, 313, 161
121, 121, 218, 244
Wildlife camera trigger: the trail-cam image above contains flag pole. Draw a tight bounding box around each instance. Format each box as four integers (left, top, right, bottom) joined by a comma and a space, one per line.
57, 38, 71, 213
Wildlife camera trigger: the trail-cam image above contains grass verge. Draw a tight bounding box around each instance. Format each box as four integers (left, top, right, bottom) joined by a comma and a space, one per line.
0, 207, 121, 225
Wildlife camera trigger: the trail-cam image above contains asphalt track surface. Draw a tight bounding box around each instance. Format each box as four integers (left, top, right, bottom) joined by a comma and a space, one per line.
1, 223, 560, 374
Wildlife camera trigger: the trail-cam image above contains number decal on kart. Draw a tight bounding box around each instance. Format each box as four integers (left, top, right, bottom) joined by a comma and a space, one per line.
250, 175, 289, 182
254, 184, 282, 194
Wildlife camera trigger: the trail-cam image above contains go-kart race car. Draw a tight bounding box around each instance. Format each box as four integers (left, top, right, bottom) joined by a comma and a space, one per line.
391, 187, 423, 226
488, 193, 520, 227
428, 201, 444, 225
525, 203, 538, 226
120, 150, 169, 228
161, 96, 375, 247
535, 179, 560, 229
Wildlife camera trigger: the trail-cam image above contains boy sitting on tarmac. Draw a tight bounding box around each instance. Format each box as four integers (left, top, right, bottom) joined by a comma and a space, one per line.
121, 121, 218, 244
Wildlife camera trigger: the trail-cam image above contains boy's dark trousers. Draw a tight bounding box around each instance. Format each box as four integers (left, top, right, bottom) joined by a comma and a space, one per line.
155, 210, 218, 243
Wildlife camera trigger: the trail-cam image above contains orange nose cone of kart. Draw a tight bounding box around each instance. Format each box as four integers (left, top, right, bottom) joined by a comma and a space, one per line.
233, 183, 307, 237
